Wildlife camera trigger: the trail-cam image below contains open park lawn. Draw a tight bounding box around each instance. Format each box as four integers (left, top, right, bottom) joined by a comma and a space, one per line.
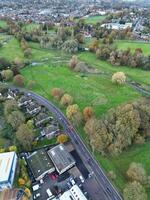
22, 23, 40, 32
96, 141, 150, 198
21, 62, 140, 116
79, 51, 150, 86
0, 37, 24, 61
84, 15, 107, 24
114, 40, 150, 56
0, 20, 8, 28
0, 32, 150, 196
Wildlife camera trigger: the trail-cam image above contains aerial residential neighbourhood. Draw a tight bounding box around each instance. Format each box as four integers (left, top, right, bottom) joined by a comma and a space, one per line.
0, 0, 150, 200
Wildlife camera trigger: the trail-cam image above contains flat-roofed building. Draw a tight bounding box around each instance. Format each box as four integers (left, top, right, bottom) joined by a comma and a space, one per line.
27, 149, 55, 181
0, 152, 17, 191
48, 144, 75, 174
59, 185, 88, 200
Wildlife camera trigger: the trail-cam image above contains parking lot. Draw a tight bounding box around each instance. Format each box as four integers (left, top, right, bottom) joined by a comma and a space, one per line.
32, 171, 74, 199
21, 142, 92, 200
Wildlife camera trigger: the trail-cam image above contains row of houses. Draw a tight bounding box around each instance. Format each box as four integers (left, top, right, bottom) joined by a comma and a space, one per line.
18, 94, 60, 139
0, 88, 60, 140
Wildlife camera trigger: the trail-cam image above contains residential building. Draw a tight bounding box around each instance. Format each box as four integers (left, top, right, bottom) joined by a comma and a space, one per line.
48, 144, 75, 174
41, 124, 60, 139
7, 89, 20, 100
27, 149, 55, 181
26, 102, 41, 116
18, 95, 32, 107
0, 152, 17, 191
34, 113, 53, 127
101, 22, 132, 30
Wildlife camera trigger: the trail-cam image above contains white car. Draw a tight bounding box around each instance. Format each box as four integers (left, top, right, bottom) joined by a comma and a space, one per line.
79, 175, 84, 183
70, 178, 75, 185
36, 193, 41, 198
32, 184, 40, 191
33, 193, 41, 199
40, 179, 44, 184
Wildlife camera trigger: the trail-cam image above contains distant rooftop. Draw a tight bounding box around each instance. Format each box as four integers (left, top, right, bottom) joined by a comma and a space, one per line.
48, 144, 75, 174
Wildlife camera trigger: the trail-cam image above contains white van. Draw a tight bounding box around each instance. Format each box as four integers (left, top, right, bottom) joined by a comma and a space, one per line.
32, 184, 40, 191
46, 188, 53, 197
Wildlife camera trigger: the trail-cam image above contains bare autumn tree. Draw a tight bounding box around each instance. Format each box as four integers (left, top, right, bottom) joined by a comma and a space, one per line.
126, 162, 148, 185
16, 124, 34, 151
51, 88, 64, 101
84, 118, 112, 153
84, 101, 144, 155
89, 39, 99, 52
69, 55, 78, 69
24, 48, 32, 58
83, 107, 93, 122
7, 110, 25, 130
4, 99, 18, 116
13, 74, 24, 86
123, 181, 147, 200
57, 134, 69, 144
66, 104, 83, 126
60, 94, 73, 106
133, 98, 150, 137
1, 69, 13, 81
112, 72, 126, 85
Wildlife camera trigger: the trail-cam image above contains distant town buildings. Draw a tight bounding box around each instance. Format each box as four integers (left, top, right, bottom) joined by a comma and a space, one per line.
101, 22, 132, 30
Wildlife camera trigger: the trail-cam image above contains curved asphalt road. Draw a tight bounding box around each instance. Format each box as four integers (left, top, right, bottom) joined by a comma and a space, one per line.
26, 91, 123, 200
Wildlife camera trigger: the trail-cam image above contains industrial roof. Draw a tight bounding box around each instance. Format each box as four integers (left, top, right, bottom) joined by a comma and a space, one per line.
48, 144, 75, 174
27, 149, 55, 180
0, 152, 16, 183
59, 185, 88, 200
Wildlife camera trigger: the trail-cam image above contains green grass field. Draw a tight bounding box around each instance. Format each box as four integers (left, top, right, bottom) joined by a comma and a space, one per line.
0, 37, 24, 61
21, 63, 140, 116
79, 52, 150, 86
0, 31, 149, 197
96, 141, 150, 198
0, 20, 8, 28
84, 15, 107, 24
114, 40, 150, 56
22, 23, 40, 32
